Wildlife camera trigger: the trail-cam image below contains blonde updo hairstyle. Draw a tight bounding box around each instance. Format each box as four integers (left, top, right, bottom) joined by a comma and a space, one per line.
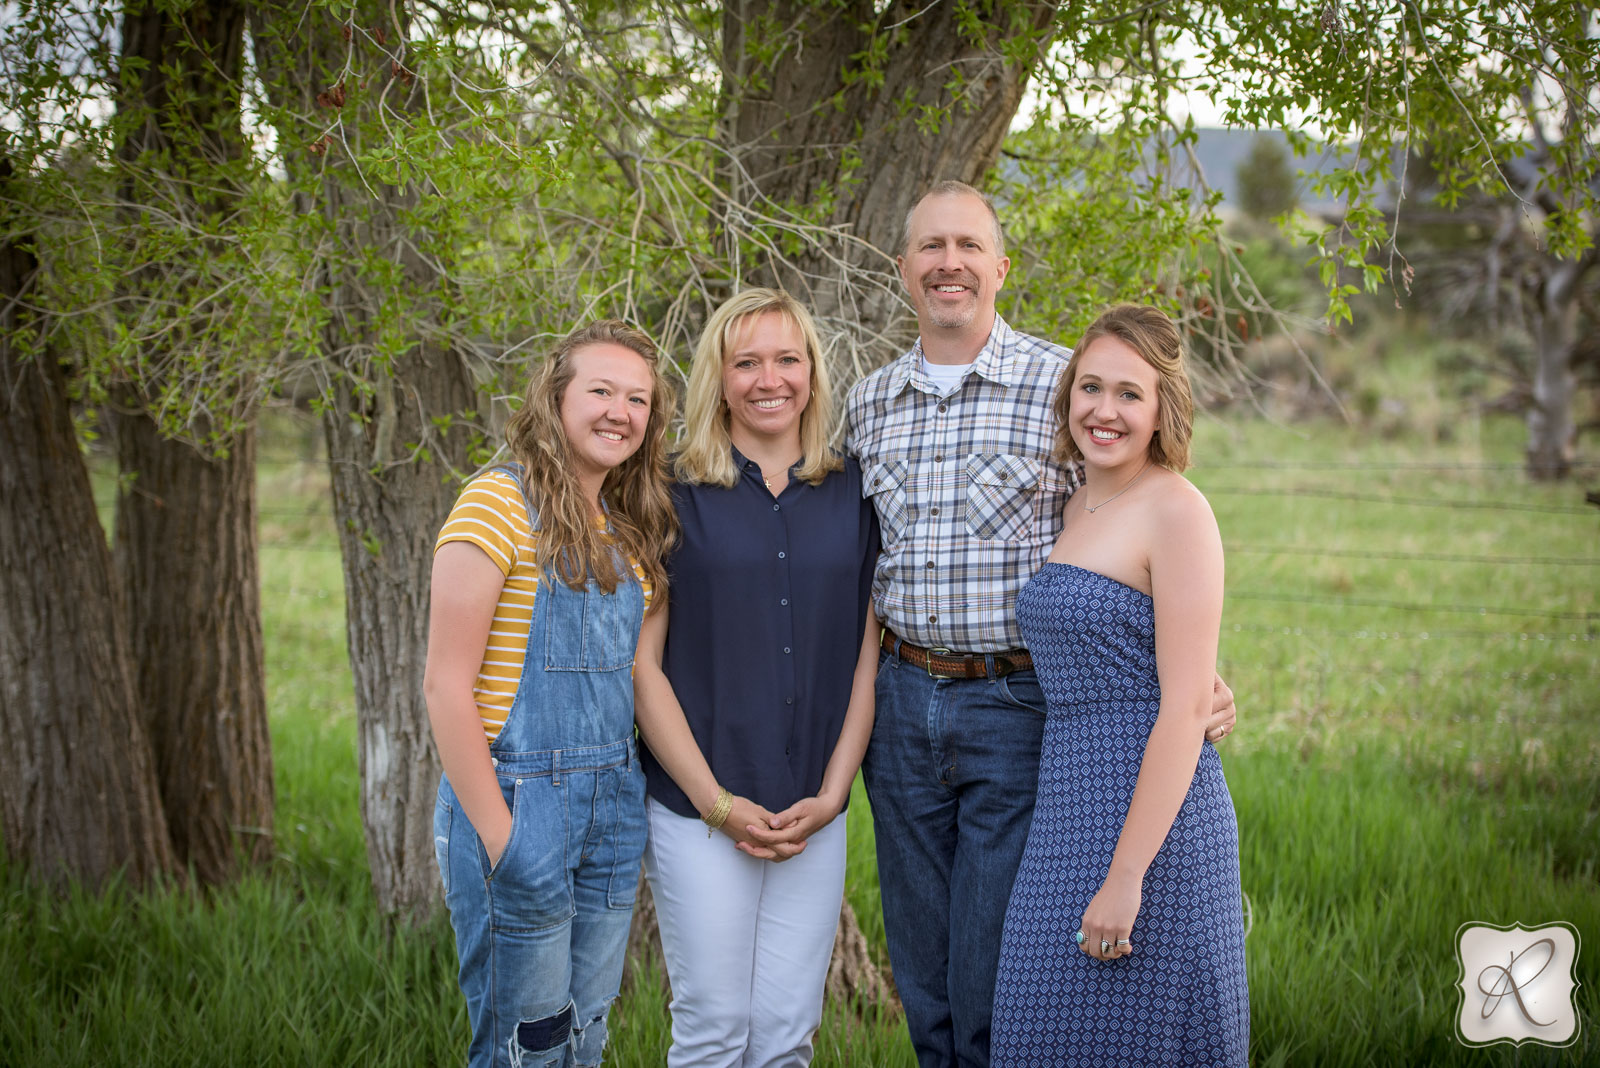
1052, 303, 1194, 473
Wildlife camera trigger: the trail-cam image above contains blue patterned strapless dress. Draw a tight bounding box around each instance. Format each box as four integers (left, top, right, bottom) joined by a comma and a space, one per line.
991, 563, 1248, 1066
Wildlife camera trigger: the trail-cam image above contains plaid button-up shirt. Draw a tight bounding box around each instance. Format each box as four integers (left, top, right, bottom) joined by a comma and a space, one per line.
845, 316, 1085, 653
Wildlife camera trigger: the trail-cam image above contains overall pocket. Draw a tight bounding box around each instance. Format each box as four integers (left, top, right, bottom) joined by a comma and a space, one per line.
965, 452, 1040, 541
487, 777, 575, 933
542, 563, 642, 672
603, 765, 649, 910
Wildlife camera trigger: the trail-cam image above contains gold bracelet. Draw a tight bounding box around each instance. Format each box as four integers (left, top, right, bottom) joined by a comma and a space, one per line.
701, 787, 734, 837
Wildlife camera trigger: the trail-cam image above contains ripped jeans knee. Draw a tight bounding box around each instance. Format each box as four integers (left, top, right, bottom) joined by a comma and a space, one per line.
569, 996, 618, 1068
510, 1002, 573, 1068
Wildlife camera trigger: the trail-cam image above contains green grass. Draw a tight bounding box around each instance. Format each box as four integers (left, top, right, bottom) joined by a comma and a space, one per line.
4, 402, 1596, 1066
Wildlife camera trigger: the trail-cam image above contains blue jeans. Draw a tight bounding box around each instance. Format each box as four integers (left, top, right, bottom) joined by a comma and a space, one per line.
862, 653, 1047, 1068
435, 740, 647, 1067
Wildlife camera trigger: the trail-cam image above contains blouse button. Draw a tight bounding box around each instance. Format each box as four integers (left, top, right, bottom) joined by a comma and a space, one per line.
783, 647, 791, 654
780, 598, 789, 606
933, 454, 944, 463
938, 403, 948, 413
777, 551, 786, 559
773, 504, 780, 511
928, 614, 937, 624
786, 697, 794, 706
930, 506, 940, 517
926, 560, 935, 569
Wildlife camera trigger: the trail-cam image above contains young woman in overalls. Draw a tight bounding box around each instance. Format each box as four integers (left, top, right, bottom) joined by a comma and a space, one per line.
425, 321, 677, 1068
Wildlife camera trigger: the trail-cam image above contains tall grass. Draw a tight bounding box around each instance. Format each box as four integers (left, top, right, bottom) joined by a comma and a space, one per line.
3, 398, 1595, 1066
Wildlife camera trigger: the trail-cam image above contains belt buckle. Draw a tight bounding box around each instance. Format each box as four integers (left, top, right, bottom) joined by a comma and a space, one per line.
926, 647, 952, 678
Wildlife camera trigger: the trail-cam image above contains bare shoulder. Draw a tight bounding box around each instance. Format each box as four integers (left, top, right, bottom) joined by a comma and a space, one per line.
1149, 470, 1214, 519
1147, 470, 1220, 554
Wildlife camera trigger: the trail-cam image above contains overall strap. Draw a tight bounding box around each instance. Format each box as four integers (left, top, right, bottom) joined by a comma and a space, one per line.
490, 462, 541, 532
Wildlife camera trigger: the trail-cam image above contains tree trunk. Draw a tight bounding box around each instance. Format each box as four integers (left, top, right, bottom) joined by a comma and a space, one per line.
717, 0, 1059, 1005
322, 356, 478, 923
249, 0, 482, 921
0, 158, 178, 891
113, 0, 273, 882
112, 418, 273, 881
722, 0, 1060, 371
1525, 256, 1582, 480
827, 898, 901, 1012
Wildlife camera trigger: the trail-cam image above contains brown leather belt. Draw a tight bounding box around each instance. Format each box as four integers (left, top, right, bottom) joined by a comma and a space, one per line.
880, 627, 1032, 679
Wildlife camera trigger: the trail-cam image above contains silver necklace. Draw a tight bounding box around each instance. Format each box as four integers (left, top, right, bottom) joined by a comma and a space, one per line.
1083, 462, 1151, 513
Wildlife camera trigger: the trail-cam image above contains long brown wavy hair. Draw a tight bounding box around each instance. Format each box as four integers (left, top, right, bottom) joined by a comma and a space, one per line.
504, 321, 677, 605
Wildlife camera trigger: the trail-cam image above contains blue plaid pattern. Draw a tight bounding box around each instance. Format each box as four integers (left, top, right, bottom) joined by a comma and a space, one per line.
845, 316, 1085, 652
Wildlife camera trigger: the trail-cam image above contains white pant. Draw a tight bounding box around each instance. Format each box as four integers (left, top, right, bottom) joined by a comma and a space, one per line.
643, 796, 847, 1068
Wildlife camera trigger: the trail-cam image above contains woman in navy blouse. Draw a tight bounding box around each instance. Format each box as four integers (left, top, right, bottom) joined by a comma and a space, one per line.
634, 288, 880, 1067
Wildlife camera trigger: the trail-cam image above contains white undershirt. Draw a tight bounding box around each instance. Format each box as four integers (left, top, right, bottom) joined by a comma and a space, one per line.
920, 356, 974, 396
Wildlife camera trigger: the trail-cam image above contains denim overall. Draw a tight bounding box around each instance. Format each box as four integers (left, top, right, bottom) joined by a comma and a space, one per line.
434, 468, 648, 1068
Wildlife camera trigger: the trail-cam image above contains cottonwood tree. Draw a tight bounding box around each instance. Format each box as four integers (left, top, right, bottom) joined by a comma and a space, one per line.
0, 153, 178, 891
111, 0, 274, 883
0, 0, 273, 889
246, 0, 577, 921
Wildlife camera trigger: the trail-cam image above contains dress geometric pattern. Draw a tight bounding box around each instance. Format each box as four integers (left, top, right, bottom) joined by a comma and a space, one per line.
992, 563, 1249, 1066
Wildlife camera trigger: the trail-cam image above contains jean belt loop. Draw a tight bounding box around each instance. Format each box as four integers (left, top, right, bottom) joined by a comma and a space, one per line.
552, 749, 561, 787
984, 652, 997, 679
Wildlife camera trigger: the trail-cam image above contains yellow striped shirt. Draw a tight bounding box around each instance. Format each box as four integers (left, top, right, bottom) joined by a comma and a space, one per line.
434, 469, 652, 743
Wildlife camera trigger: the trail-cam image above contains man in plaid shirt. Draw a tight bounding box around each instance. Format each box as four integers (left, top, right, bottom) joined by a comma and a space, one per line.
846, 181, 1236, 1067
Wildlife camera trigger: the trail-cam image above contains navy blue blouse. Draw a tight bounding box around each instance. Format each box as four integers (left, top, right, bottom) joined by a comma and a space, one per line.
642, 448, 879, 819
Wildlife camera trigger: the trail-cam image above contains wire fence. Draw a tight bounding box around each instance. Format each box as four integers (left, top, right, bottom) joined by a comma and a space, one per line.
1204, 486, 1594, 515
99, 453, 1598, 657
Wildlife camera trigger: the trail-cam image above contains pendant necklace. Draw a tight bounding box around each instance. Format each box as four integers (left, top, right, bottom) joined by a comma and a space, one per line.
1084, 461, 1151, 513
761, 458, 799, 493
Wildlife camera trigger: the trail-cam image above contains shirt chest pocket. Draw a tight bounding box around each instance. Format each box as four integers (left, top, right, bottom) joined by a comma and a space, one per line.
862, 460, 910, 545
965, 453, 1041, 542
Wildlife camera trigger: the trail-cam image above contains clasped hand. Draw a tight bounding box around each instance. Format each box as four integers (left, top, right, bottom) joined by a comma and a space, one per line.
729, 794, 842, 862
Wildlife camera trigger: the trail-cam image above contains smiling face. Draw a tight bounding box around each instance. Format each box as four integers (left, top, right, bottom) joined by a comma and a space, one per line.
898, 191, 1010, 343
721, 310, 811, 452
559, 341, 655, 494
1066, 335, 1162, 471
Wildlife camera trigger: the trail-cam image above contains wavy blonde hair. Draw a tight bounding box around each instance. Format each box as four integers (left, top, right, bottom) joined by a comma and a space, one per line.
1053, 304, 1194, 472
504, 321, 677, 604
674, 288, 843, 487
